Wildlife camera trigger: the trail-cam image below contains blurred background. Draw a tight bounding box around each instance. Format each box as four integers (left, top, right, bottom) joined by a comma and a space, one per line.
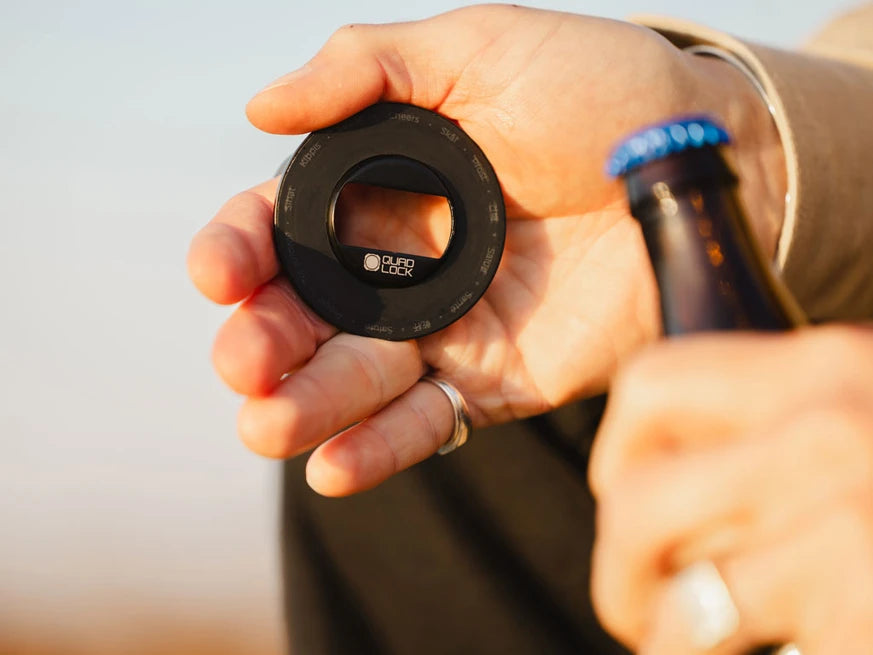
0, 0, 857, 653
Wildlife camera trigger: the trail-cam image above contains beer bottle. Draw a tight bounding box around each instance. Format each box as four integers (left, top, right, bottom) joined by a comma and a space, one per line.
608, 116, 804, 334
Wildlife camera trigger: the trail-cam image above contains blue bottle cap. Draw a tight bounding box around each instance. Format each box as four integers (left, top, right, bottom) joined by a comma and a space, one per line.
606, 116, 730, 177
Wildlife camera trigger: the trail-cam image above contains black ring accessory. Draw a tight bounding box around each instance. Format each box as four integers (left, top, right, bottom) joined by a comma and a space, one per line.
274, 102, 505, 341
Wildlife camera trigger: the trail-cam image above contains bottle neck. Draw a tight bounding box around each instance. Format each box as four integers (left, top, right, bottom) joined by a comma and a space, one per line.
626, 148, 800, 334
626, 148, 737, 216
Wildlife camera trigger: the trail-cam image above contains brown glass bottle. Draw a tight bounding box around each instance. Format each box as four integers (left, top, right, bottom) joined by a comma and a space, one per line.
611, 117, 803, 334
613, 119, 806, 655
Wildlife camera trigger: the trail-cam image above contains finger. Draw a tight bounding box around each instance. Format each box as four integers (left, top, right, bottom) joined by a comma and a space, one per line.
640, 498, 873, 655
305, 379, 458, 496
245, 5, 525, 134
187, 178, 279, 304
589, 326, 873, 497
591, 401, 873, 647
237, 333, 424, 459
212, 277, 336, 396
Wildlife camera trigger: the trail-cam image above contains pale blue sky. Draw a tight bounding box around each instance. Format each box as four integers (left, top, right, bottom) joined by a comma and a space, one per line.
0, 0, 858, 650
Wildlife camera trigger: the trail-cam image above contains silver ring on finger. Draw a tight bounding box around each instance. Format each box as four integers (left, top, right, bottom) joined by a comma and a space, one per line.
674, 560, 741, 650
421, 376, 472, 455
674, 561, 804, 654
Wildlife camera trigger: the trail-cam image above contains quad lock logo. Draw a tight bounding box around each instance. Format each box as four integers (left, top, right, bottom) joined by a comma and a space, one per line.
364, 253, 415, 277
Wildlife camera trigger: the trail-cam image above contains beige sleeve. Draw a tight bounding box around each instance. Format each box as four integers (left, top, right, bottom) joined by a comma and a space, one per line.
637, 5, 873, 321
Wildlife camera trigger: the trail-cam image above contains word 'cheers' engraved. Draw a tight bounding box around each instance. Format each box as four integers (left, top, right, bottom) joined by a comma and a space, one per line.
390, 112, 420, 123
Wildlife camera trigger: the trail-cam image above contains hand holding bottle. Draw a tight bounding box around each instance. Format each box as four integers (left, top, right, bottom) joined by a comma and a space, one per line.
590, 118, 870, 654
589, 327, 873, 654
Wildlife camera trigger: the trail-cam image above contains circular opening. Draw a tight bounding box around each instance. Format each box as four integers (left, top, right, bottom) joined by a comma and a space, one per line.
332, 158, 452, 259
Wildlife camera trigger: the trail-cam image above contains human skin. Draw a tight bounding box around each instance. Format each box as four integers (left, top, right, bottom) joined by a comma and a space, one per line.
187, 4, 784, 496
588, 327, 873, 654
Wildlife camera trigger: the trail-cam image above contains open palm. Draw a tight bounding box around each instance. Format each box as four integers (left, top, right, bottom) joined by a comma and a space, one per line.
188, 4, 774, 495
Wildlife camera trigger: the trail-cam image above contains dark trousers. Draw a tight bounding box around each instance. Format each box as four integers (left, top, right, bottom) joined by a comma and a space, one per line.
280, 396, 629, 655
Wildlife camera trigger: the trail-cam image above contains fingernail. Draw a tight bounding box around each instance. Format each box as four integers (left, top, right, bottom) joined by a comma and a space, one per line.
255, 63, 313, 95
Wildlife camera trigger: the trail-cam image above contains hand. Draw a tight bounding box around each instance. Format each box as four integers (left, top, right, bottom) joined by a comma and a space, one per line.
188, 4, 784, 496
589, 326, 873, 654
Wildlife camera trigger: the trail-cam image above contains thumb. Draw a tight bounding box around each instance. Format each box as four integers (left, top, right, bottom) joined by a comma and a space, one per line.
245, 5, 520, 134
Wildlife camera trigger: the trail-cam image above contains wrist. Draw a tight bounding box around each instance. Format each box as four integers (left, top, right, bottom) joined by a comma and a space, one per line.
685, 52, 787, 260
